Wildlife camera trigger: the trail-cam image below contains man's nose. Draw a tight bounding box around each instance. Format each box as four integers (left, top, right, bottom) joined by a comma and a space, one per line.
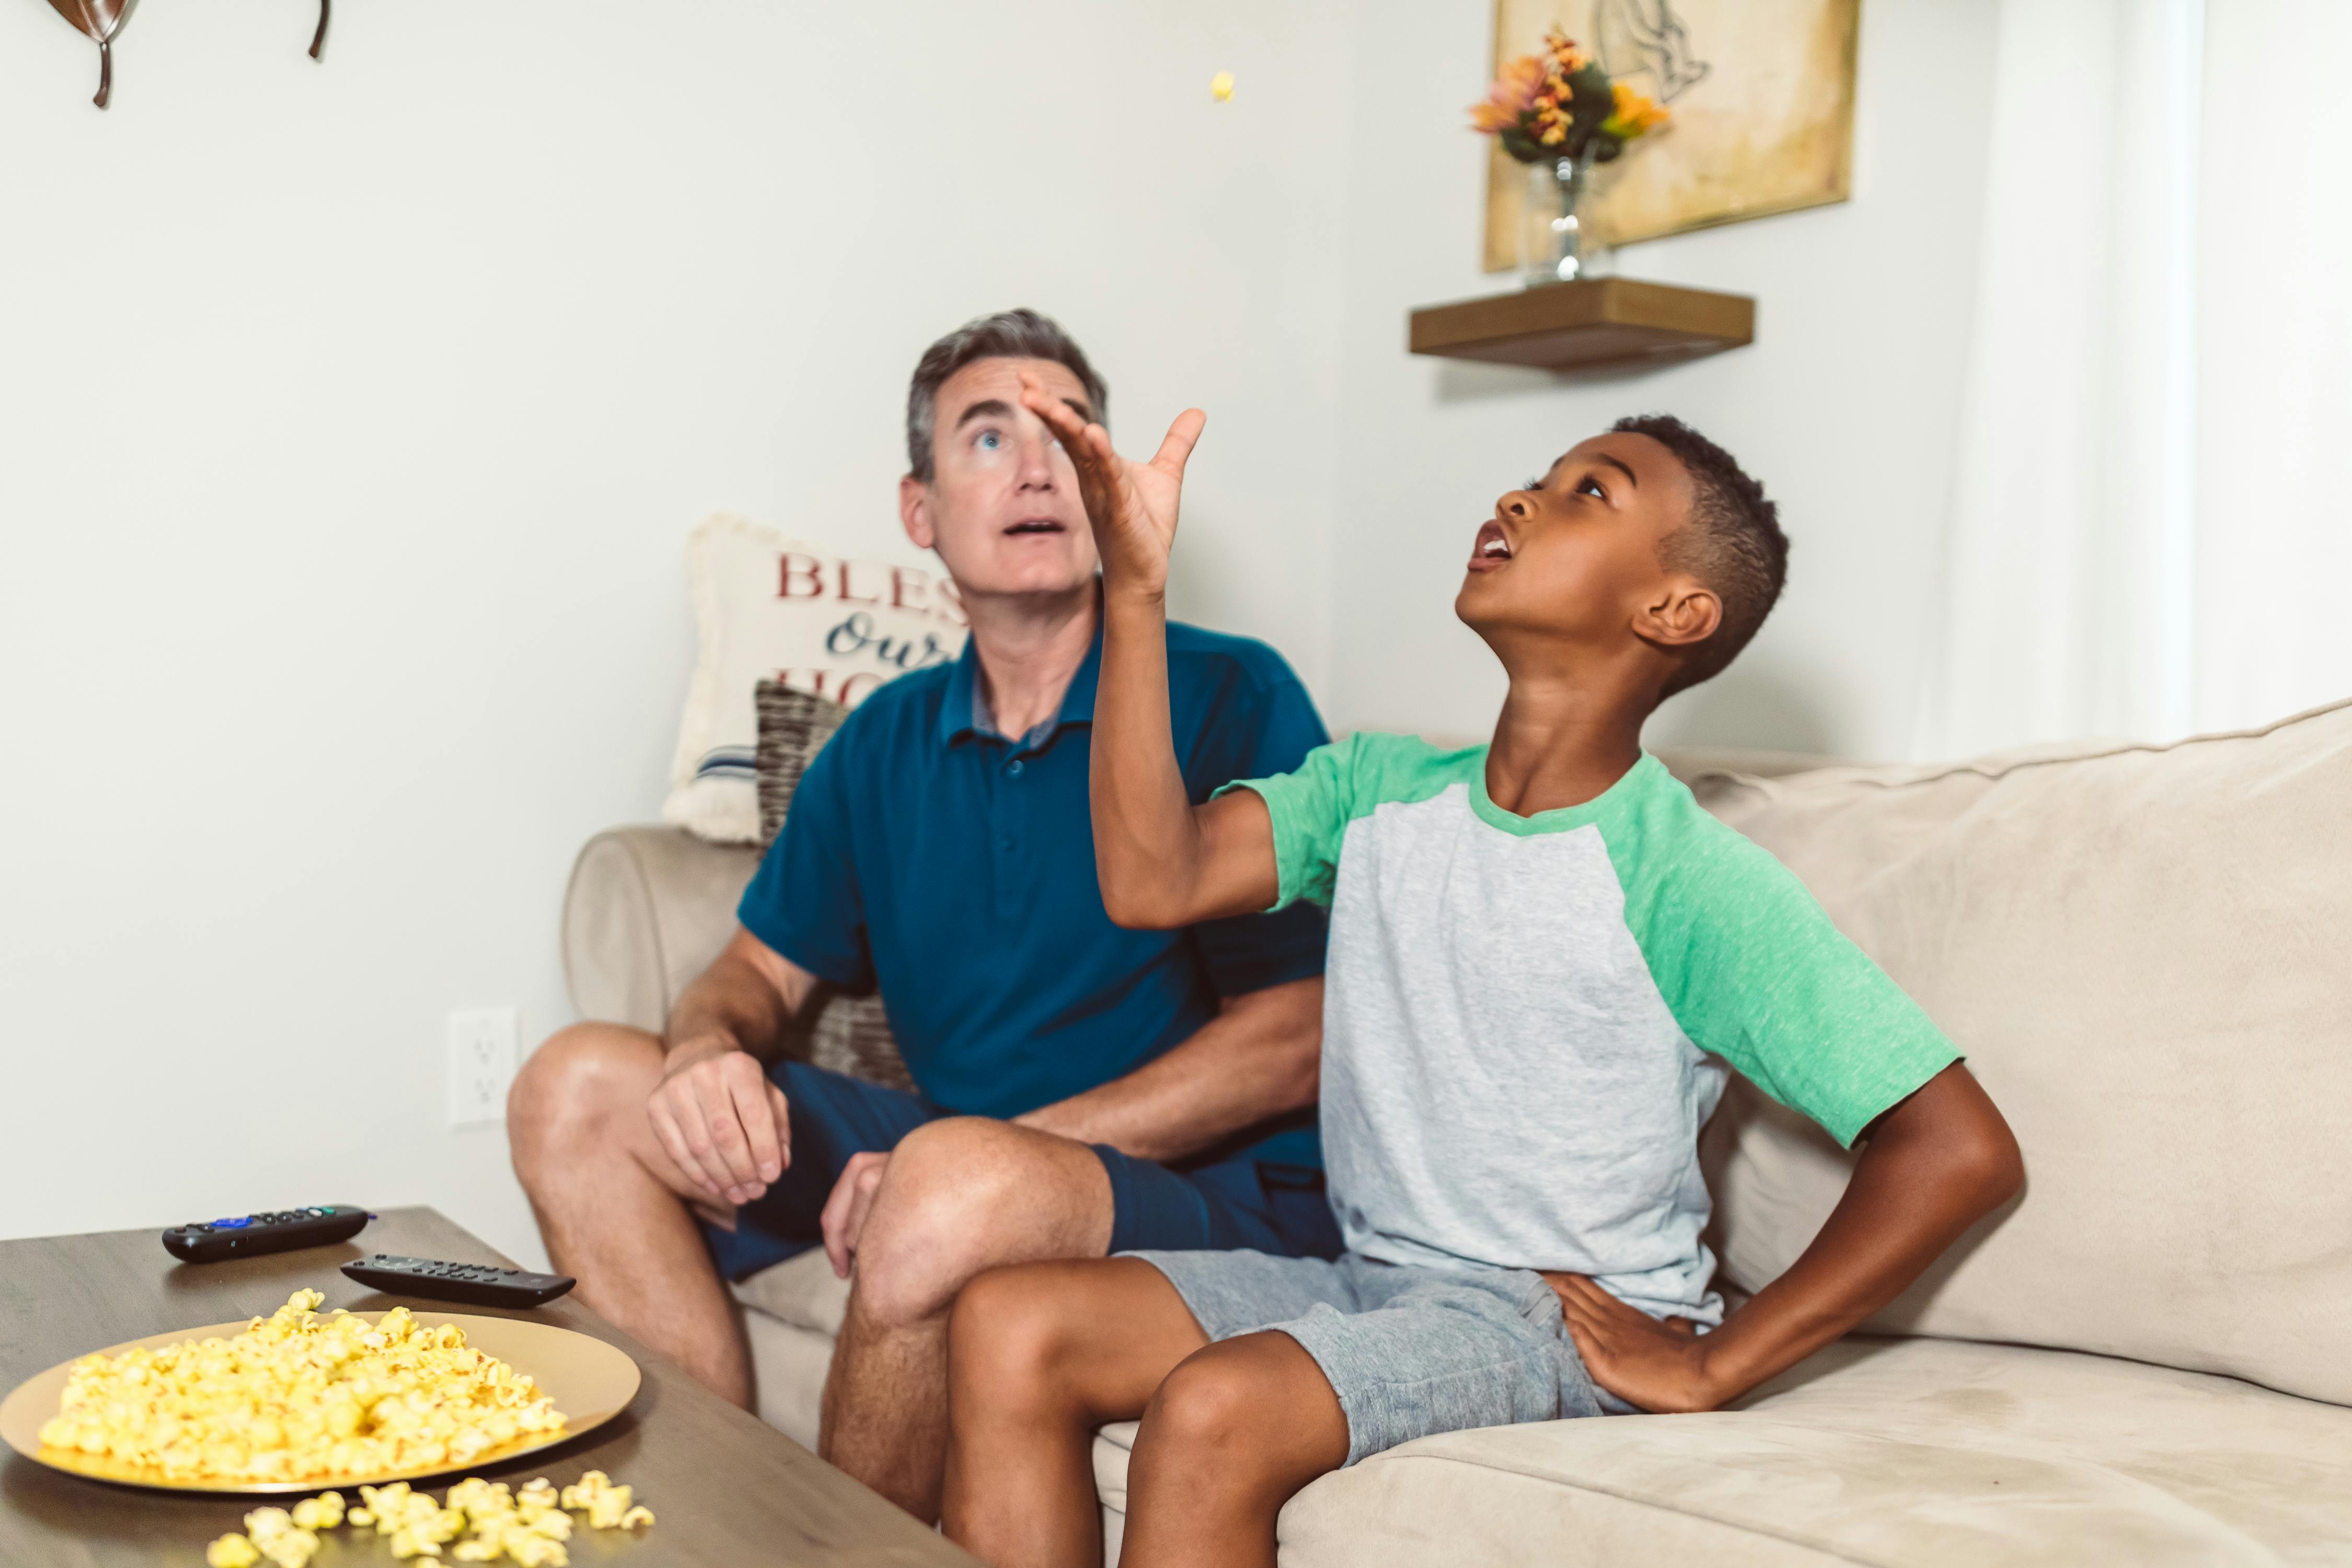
1014, 426, 1059, 490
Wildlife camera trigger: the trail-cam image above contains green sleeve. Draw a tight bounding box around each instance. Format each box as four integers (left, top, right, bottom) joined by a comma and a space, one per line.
1622, 818, 1962, 1148
1212, 732, 1365, 910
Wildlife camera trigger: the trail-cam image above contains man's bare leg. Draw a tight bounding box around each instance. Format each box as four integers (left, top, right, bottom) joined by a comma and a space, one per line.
507, 1023, 752, 1407
819, 1117, 1115, 1520
940, 1258, 1207, 1567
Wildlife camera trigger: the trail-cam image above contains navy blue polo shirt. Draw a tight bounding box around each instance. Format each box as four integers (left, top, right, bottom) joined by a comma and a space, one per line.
737, 614, 1332, 1170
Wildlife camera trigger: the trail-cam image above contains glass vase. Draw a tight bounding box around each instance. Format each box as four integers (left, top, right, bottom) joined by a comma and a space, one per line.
1520, 153, 1606, 288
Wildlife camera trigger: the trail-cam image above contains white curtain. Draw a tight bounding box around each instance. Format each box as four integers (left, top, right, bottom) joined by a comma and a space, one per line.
1919, 0, 2352, 758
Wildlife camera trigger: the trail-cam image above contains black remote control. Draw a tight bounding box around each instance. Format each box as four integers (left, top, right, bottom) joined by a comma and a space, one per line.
341, 1254, 577, 1309
162, 1205, 373, 1264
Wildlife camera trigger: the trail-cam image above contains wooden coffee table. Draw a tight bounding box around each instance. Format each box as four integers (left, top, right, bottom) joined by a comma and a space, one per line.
0, 1206, 977, 1565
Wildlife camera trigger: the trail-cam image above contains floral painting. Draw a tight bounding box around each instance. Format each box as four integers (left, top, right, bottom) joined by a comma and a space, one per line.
1481, 0, 1860, 271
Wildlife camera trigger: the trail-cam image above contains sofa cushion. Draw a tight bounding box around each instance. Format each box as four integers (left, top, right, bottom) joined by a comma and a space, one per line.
732, 1246, 851, 1338
664, 513, 966, 842
1689, 697, 2352, 1406
1093, 1336, 2352, 1566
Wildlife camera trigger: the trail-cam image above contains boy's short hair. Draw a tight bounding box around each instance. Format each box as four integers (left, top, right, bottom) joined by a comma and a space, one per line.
906, 308, 1109, 482
1612, 414, 1788, 697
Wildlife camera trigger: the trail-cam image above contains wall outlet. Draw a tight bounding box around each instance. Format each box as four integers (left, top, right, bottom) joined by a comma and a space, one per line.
446, 1008, 520, 1128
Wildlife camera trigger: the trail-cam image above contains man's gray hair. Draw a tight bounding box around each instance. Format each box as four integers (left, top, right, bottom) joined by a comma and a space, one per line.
905, 308, 1109, 482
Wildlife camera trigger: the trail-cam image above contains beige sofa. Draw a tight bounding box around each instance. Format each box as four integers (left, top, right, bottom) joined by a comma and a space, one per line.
558, 704, 2352, 1565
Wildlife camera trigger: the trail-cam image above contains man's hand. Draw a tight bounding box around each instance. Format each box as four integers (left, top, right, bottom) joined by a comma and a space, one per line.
647, 1035, 790, 1208
819, 1151, 892, 1279
1544, 1273, 1716, 1414
1018, 370, 1204, 599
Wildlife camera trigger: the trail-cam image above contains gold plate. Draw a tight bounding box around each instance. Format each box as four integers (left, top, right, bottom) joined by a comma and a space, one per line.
0, 1310, 639, 1494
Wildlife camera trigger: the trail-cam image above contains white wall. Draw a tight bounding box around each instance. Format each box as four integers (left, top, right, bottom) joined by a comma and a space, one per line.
0, 0, 1353, 1259
0, 0, 1997, 1259
1323, 0, 1999, 760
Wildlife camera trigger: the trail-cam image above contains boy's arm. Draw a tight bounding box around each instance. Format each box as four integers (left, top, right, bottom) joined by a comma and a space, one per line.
1019, 374, 1282, 927
1551, 1060, 2023, 1413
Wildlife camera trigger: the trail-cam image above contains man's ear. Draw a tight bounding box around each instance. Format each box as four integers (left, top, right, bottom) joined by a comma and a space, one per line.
1635, 575, 1722, 651
899, 474, 935, 551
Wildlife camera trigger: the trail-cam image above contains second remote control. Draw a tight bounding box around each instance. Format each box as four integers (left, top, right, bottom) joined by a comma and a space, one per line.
342, 1254, 577, 1308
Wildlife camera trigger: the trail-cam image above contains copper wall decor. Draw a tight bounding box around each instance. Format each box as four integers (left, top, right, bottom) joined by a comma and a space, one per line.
44, 0, 136, 108
41, 0, 330, 109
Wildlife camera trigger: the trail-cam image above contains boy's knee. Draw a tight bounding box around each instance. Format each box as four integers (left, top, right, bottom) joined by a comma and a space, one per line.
1137, 1333, 1347, 1492
1141, 1345, 1263, 1457
506, 1023, 657, 1173
947, 1264, 1080, 1409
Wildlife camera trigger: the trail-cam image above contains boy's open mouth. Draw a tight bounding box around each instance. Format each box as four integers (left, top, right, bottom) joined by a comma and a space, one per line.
1004, 517, 1067, 536
1467, 520, 1513, 571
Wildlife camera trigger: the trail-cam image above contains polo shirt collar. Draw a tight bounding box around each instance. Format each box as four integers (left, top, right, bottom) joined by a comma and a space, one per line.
937, 591, 1105, 747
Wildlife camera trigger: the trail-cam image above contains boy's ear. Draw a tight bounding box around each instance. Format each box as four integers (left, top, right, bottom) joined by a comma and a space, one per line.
1634, 576, 1722, 651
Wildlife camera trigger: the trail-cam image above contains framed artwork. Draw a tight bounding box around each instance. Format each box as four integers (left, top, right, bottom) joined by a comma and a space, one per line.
1482, 0, 1860, 271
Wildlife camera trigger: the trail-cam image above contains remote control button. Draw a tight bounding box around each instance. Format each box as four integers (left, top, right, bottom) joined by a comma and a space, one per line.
214, 1217, 251, 1229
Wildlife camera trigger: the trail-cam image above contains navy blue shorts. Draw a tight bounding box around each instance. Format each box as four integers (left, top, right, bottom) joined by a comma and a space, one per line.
700, 1059, 1342, 1282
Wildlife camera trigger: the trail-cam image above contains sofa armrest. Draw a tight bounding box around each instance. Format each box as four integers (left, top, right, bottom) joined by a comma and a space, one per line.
561, 825, 764, 1033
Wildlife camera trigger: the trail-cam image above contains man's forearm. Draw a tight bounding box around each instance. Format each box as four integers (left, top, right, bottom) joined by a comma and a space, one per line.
663, 935, 812, 1065
1016, 978, 1322, 1162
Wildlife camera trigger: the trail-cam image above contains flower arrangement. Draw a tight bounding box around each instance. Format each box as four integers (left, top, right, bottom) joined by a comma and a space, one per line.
1470, 30, 1669, 166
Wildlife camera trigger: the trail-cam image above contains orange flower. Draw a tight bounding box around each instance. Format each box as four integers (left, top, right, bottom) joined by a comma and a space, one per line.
1543, 29, 1589, 75
1600, 79, 1669, 140
1468, 52, 1545, 133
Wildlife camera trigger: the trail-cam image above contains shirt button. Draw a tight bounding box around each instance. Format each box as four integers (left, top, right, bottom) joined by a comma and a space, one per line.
1000, 835, 1016, 851
1007, 759, 1024, 777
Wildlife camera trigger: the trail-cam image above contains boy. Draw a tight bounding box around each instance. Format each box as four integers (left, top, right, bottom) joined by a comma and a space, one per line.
938, 383, 2025, 1568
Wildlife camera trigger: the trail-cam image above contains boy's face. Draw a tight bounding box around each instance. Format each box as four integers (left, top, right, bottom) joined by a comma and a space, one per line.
1454, 430, 1704, 659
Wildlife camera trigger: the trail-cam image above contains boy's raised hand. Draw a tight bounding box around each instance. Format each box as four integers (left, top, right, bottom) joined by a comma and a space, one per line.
1019, 371, 1205, 598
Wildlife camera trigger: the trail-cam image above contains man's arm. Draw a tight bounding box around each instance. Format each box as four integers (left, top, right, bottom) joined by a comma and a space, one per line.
1550, 1060, 2024, 1412
1014, 977, 1322, 1161
1017, 374, 1280, 929
646, 928, 820, 1208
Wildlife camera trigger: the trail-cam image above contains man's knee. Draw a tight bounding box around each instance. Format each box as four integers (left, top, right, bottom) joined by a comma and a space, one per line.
506, 1022, 659, 1175
853, 1117, 1093, 1327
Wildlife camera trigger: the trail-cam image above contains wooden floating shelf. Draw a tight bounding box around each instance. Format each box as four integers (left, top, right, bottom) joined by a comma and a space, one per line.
1408, 278, 1755, 371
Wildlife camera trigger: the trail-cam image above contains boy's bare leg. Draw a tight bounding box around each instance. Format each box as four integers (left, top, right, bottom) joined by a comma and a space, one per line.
1120, 1331, 1349, 1568
942, 1259, 1208, 1567
506, 1023, 753, 1407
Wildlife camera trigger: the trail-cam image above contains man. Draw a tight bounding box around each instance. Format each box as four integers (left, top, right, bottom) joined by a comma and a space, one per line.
507, 308, 1340, 1523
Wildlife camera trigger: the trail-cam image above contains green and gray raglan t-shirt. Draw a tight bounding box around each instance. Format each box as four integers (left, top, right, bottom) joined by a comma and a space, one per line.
1220, 733, 1959, 1322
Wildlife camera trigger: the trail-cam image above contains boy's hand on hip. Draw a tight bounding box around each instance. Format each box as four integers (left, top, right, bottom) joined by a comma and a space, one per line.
648, 1038, 790, 1208
1543, 1272, 1721, 1414
1018, 370, 1204, 599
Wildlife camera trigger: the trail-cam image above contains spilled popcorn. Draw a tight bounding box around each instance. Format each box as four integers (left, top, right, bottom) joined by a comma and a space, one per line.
39, 1290, 566, 1484
204, 1472, 652, 1565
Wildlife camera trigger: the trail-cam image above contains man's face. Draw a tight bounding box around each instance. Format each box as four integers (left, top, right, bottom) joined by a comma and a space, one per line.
901, 356, 1099, 601
1453, 431, 1698, 652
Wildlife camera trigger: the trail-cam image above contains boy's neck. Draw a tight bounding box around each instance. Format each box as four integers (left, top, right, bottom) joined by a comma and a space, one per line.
1482, 661, 1655, 818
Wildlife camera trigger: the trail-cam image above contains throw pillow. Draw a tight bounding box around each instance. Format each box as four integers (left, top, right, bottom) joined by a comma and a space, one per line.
664, 512, 967, 843
753, 679, 914, 1093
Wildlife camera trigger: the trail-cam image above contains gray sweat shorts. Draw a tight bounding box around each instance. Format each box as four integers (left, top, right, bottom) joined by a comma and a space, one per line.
1127, 1248, 1638, 1467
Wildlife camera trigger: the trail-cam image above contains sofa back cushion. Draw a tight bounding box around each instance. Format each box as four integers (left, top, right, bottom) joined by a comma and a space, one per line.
1691, 698, 2352, 1406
